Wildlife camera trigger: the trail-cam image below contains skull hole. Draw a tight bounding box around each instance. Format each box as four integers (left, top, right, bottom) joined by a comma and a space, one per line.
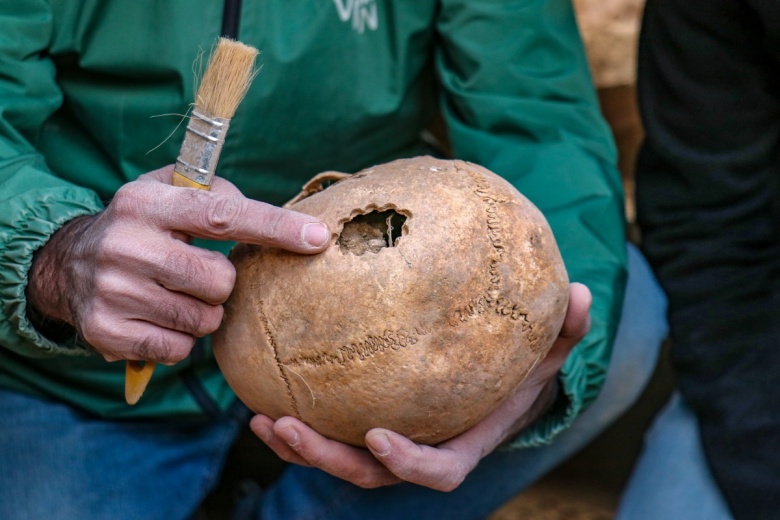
338, 210, 407, 256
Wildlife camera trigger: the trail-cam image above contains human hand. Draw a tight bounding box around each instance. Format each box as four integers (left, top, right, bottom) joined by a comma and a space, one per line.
26, 165, 330, 364
250, 283, 592, 491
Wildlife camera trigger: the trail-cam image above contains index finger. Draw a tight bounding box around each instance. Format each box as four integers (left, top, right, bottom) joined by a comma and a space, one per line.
137, 177, 331, 253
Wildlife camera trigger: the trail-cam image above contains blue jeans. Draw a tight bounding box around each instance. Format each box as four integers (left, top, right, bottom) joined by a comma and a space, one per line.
616, 393, 734, 520
0, 245, 666, 520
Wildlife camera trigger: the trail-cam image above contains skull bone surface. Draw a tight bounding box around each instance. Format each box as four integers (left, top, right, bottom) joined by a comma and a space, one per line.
213, 156, 569, 447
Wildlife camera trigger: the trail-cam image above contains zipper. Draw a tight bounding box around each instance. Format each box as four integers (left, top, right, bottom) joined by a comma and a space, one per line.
221, 0, 243, 39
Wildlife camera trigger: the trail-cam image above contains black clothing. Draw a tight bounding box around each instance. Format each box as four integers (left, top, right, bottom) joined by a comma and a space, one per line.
637, 0, 780, 518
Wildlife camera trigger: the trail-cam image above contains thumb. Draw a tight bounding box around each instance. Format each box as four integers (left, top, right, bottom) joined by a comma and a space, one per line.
532, 282, 592, 382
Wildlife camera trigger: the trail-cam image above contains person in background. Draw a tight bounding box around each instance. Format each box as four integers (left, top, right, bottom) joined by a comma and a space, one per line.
0, 2, 666, 518
617, 0, 779, 518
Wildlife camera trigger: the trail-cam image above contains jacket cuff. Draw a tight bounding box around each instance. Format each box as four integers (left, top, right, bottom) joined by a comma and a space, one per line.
503, 346, 590, 449
0, 184, 103, 357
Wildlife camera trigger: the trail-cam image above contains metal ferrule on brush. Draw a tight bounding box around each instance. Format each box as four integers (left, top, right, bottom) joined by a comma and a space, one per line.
174, 109, 231, 187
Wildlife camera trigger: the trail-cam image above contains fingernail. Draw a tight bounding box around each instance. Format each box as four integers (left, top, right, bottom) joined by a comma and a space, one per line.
303, 222, 330, 248
278, 426, 299, 447
367, 432, 391, 457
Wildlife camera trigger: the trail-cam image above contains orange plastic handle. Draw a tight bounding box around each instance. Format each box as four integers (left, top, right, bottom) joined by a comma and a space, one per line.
123, 169, 211, 405
125, 361, 157, 405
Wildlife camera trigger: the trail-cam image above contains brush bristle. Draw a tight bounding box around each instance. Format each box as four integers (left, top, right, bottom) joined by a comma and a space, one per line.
196, 37, 260, 119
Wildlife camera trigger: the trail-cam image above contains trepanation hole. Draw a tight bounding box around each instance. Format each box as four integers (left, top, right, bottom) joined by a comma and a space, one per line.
337, 210, 408, 256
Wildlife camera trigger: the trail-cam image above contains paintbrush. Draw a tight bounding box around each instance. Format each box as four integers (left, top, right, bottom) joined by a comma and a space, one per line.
125, 37, 260, 405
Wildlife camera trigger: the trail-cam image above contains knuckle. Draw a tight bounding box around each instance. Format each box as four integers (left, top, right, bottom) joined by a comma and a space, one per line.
166, 336, 195, 364
203, 252, 236, 303
135, 331, 192, 365
157, 299, 193, 331
156, 297, 219, 337
135, 333, 163, 361
79, 315, 124, 362
110, 183, 144, 218
161, 250, 234, 304
249, 204, 298, 246
200, 195, 243, 238
78, 312, 107, 347
163, 249, 204, 282
197, 305, 224, 336
258, 211, 286, 243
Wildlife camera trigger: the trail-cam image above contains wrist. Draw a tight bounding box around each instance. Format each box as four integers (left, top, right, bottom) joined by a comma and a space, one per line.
26, 215, 94, 325
506, 376, 561, 440
536, 377, 560, 418
25, 300, 77, 343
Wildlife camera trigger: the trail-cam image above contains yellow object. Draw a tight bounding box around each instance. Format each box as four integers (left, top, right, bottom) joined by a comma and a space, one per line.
171, 170, 211, 190
123, 37, 259, 405
125, 361, 157, 405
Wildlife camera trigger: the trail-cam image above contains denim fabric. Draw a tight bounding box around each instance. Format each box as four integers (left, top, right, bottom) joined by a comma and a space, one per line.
0, 244, 668, 520
0, 393, 248, 520
617, 394, 734, 520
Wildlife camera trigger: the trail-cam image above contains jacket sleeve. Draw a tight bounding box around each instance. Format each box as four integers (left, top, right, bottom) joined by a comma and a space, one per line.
636, 0, 780, 515
0, 2, 104, 358
435, 0, 627, 447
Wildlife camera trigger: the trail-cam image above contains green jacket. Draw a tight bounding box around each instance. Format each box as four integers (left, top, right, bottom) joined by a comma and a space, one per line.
0, 0, 626, 447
